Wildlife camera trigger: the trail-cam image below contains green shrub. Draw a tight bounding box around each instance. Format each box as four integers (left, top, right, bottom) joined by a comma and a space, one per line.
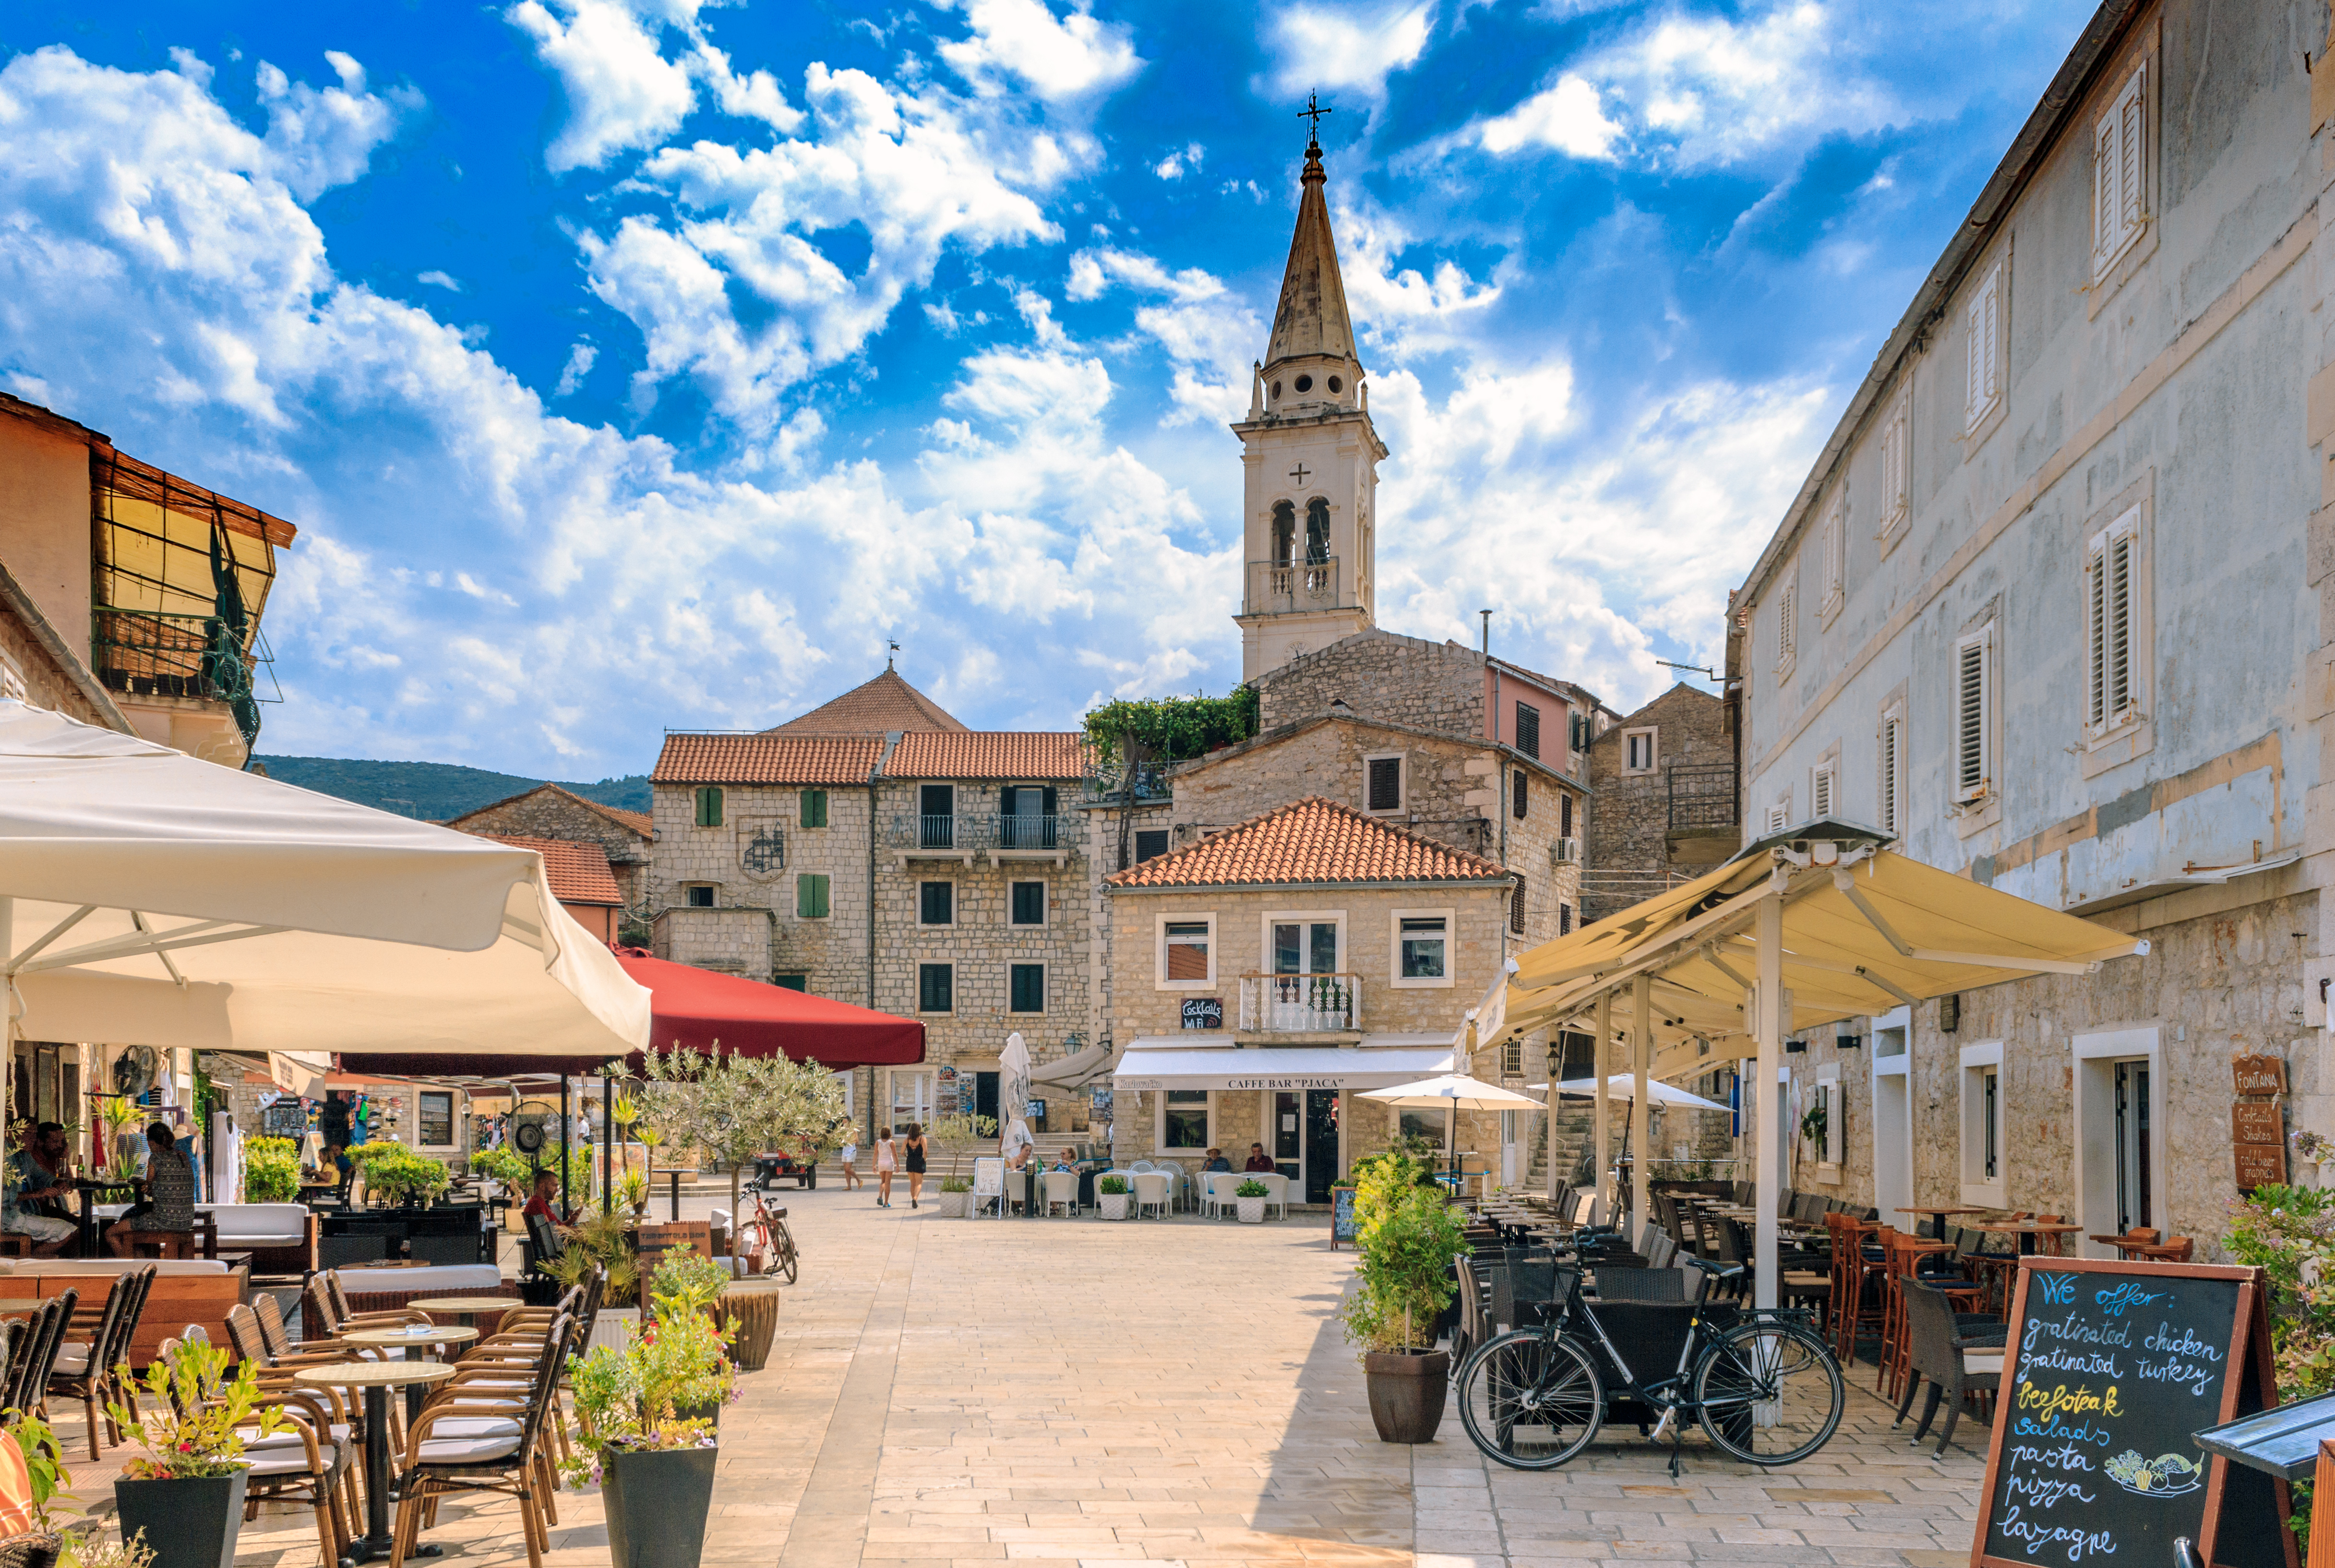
1098, 1175, 1129, 1196
939, 1177, 971, 1193
1235, 1179, 1269, 1198
1341, 1150, 1468, 1354
243, 1137, 300, 1203
649, 1245, 730, 1320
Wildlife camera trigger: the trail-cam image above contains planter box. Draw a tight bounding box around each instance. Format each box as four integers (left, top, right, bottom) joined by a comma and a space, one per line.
116, 1469, 247, 1568
1363, 1350, 1450, 1444
1236, 1196, 1266, 1223
718, 1281, 782, 1372
934, 1189, 969, 1218
603, 1444, 717, 1568
1097, 1193, 1129, 1221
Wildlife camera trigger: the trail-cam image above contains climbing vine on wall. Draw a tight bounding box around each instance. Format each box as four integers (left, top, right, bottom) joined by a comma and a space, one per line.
1083, 686, 1260, 766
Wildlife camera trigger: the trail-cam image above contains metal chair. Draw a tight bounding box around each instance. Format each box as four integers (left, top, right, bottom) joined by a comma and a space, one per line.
389, 1312, 574, 1568
1893, 1277, 2002, 1454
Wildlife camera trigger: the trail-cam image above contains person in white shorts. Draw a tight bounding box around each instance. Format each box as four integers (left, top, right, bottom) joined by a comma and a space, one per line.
1, 1128, 72, 1256
838, 1138, 862, 1190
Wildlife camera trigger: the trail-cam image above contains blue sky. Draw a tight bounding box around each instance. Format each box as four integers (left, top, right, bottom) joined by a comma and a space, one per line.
0, 0, 2091, 777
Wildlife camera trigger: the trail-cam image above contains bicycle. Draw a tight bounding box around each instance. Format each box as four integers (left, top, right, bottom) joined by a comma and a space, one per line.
1456, 1253, 1844, 1475
735, 1185, 800, 1284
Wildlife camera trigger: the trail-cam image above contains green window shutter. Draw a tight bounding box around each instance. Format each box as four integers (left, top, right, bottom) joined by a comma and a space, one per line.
797, 873, 830, 919
773, 974, 808, 992
695, 787, 723, 827
801, 790, 827, 828
1010, 964, 1044, 1013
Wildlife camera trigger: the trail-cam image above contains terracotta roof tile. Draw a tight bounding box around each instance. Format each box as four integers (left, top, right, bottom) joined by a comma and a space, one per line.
765, 670, 967, 735
473, 834, 623, 906
1106, 797, 1511, 889
887, 731, 1089, 780
444, 783, 657, 841
654, 734, 884, 785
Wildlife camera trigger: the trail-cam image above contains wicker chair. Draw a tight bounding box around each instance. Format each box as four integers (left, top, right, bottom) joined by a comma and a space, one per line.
48, 1268, 153, 1460
388, 1312, 575, 1568
5, 1293, 75, 1422
1893, 1277, 2002, 1453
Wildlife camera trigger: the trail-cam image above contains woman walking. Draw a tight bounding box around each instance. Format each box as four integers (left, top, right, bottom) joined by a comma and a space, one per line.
873, 1126, 897, 1207
903, 1123, 929, 1209
838, 1136, 862, 1191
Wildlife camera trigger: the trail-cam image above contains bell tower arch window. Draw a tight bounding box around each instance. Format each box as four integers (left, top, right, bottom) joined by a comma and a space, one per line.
1305, 497, 1331, 563
1270, 500, 1295, 567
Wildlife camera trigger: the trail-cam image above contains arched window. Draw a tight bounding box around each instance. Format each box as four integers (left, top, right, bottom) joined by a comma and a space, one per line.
1305, 497, 1331, 563
1270, 500, 1295, 566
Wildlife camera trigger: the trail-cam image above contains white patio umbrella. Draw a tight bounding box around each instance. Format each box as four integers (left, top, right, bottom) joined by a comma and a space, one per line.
998, 1030, 1033, 1159
0, 703, 649, 1060
1361, 1074, 1544, 1186
1537, 1075, 1729, 1112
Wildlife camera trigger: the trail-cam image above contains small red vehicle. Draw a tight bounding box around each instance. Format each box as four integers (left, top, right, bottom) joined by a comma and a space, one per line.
748, 1149, 818, 1190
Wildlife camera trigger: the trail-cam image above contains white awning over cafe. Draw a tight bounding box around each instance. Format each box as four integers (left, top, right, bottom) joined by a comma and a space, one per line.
1113, 1040, 1456, 1092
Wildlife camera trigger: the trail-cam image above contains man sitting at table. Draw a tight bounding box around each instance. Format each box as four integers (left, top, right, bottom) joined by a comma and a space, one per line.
1, 1125, 71, 1257
7, 1124, 72, 1222
1200, 1149, 1232, 1173
1244, 1144, 1278, 1173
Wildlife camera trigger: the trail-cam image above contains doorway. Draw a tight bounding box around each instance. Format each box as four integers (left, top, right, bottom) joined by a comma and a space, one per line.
2114, 1061, 2151, 1233
1273, 1089, 1342, 1204
973, 1071, 1000, 1126
1869, 1007, 1912, 1224
2072, 1026, 2163, 1257
888, 1070, 934, 1132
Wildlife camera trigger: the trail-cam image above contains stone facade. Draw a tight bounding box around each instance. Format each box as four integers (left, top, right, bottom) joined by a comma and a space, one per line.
446, 786, 655, 911
0, 558, 133, 733
1254, 629, 1596, 774
1581, 683, 1734, 924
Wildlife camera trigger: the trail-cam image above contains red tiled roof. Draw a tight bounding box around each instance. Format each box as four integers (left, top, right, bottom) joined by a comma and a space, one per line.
887, 731, 1089, 779
474, 834, 623, 906
653, 734, 884, 785
1106, 797, 1512, 889
444, 783, 656, 841
765, 670, 967, 735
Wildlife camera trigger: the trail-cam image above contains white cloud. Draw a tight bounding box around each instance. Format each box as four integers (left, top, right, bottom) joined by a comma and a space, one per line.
934, 0, 1142, 105
505, 0, 696, 173
1265, 3, 1433, 97
554, 340, 597, 395
418, 270, 461, 292
1479, 73, 1622, 159
1335, 204, 1501, 361
1064, 247, 1256, 425
1153, 141, 1203, 180
254, 50, 419, 200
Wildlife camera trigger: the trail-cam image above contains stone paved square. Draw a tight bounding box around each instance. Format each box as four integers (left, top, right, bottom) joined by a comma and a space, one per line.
53, 1192, 1987, 1568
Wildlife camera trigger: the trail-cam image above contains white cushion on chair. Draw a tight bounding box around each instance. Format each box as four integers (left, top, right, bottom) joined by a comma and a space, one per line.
1964, 1351, 2005, 1376
416, 1433, 523, 1464
426, 1416, 523, 1441
246, 1424, 352, 1448
246, 1445, 337, 1475
50, 1343, 88, 1376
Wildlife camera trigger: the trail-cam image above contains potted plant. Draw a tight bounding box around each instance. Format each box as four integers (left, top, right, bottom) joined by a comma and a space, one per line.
107, 1337, 288, 1568
647, 1247, 739, 1424
1235, 1178, 1269, 1223
618, 1169, 650, 1218
923, 1112, 999, 1218
240, 1137, 300, 1204
565, 1301, 733, 1568
936, 1177, 972, 1219
1341, 1151, 1468, 1444
1096, 1174, 1131, 1221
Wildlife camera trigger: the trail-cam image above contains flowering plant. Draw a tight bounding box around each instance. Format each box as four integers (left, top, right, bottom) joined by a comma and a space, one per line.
106, 1338, 286, 1479
562, 1308, 733, 1485
648, 1245, 729, 1321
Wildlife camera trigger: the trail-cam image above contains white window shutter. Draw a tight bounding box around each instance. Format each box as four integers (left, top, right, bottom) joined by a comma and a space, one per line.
1777, 583, 1796, 670
1982, 272, 2000, 412
2086, 543, 2108, 728
1812, 765, 1835, 820
2096, 68, 2145, 277
1955, 634, 1990, 801
2118, 72, 2145, 238
2093, 110, 2120, 274
1966, 293, 1985, 429
1879, 712, 1903, 836
2107, 530, 2132, 718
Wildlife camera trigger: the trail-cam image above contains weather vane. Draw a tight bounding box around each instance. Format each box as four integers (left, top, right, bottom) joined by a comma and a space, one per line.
886, 638, 901, 670
1298, 92, 1332, 146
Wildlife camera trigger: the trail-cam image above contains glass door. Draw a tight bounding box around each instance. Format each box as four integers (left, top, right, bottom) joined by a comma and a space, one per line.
2114, 1061, 2151, 1232
888, 1070, 934, 1132
1304, 1090, 1340, 1205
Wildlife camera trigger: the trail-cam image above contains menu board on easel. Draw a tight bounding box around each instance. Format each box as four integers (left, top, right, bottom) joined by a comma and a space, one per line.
1971, 1258, 2292, 1568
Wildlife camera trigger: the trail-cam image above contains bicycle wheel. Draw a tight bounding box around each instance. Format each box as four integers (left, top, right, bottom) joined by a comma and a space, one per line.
775, 1219, 800, 1284
1457, 1329, 1604, 1470
1691, 1320, 1843, 1465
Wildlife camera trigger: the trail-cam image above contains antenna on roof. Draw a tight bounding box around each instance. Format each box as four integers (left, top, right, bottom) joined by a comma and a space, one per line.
886, 638, 901, 670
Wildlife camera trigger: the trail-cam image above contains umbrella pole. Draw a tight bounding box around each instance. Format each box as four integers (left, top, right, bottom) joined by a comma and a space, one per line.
1754, 889, 1785, 1313
1593, 992, 1611, 1226
1631, 972, 1652, 1247
602, 1075, 613, 1217
558, 1075, 570, 1220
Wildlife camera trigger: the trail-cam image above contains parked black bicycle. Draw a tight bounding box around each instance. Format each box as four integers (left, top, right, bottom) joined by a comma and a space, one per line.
1457, 1253, 1844, 1473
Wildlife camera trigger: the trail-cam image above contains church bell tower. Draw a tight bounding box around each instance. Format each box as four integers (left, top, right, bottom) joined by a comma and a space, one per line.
1232, 120, 1385, 682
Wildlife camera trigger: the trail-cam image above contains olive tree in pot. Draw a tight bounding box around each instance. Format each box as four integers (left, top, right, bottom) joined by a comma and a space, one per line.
107, 1338, 290, 1568
640, 1044, 850, 1265
1235, 1178, 1269, 1224
1096, 1174, 1131, 1221
567, 1293, 736, 1568
1341, 1151, 1469, 1444
923, 1113, 998, 1217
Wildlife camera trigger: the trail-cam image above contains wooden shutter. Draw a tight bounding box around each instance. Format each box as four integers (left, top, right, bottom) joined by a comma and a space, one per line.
1812, 765, 1835, 820
1135, 829, 1169, 863
1955, 635, 1990, 801
1510, 876, 1526, 935
2096, 67, 2145, 275
1824, 499, 1845, 605
1560, 792, 1573, 838
695, 786, 723, 827
800, 790, 826, 828
1514, 702, 1541, 759
1367, 756, 1402, 811
1512, 771, 1528, 820
1880, 712, 1903, 836
1777, 583, 1796, 670
1965, 263, 2000, 430
798, 874, 830, 919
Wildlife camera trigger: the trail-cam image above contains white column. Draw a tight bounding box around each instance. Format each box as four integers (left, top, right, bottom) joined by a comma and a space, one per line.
1593, 991, 1612, 1224
1754, 888, 1785, 1311
1632, 971, 1652, 1245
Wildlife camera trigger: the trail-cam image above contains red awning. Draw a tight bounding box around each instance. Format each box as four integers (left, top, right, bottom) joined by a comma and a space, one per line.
340, 952, 924, 1077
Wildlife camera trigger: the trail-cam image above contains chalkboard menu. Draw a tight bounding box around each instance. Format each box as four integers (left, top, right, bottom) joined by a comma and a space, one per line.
1181, 997, 1223, 1030
1330, 1186, 1358, 1249
1974, 1258, 2291, 1568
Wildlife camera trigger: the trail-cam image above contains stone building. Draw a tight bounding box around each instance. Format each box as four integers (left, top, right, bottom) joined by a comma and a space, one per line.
1579, 683, 1735, 925
445, 785, 655, 913
1103, 796, 1517, 1202
649, 670, 1090, 1135
1728, 0, 2329, 1255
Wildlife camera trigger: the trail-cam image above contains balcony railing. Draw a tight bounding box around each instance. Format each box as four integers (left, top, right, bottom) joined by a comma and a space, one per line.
993, 813, 1060, 851
1666, 761, 1738, 831
886, 814, 983, 852
92, 607, 275, 744
1246, 555, 1340, 613
1083, 761, 1171, 804
1237, 972, 1363, 1033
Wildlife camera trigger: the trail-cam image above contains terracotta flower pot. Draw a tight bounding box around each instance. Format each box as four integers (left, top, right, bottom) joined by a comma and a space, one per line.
1363, 1349, 1450, 1443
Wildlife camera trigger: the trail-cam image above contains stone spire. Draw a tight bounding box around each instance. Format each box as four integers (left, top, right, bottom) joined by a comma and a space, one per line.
1262, 132, 1361, 375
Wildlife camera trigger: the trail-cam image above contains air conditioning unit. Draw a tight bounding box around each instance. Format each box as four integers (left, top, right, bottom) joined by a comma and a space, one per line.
1550, 838, 1581, 865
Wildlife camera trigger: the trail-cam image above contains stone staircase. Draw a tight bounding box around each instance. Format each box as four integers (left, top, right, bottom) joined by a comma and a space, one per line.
1516, 1105, 1595, 1195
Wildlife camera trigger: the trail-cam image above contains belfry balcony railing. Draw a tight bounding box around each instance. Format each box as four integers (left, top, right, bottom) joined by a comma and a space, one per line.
1246, 556, 1339, 613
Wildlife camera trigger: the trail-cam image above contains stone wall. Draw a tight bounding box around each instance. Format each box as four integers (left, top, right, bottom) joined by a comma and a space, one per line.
1582, 684, 1733, 924
0, 577, 119, 730
1256, 629, 1486, 734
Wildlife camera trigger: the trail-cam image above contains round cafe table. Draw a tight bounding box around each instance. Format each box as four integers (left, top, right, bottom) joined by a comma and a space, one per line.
403, 1295, 523, 1332
341, 1325, 480, 1424
295, 1360, 458, 1563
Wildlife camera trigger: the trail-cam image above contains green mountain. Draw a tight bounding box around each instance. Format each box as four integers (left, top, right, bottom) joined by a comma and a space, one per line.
253, 755, 652, 821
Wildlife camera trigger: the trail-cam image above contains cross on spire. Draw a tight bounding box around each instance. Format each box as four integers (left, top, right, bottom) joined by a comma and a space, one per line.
1297, 92, 1332, 150
1288, 462, 1312, 486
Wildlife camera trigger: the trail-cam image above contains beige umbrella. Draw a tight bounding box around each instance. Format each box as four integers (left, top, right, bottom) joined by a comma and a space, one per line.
1361, 1074, 1543, 1188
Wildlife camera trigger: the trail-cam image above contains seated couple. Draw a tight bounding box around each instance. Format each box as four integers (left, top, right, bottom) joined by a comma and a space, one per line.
2, 1120, 193, 1258
1200, 1145, 1280, 1175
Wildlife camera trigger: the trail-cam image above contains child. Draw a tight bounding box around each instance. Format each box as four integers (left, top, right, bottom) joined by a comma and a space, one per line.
838, 1137, 862, 1190
873, 1127, 897, 1207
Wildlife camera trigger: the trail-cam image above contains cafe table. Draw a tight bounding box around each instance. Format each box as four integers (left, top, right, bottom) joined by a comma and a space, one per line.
1967, 1220, 2084, 1257
403, 1295, 522, 1332
340, 1325, 479, 1424
67, 1176, 137, 1255
1896, 1206, 1991, 1241
295, 1360, 457, 1563
653, 1167, 698, 1223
